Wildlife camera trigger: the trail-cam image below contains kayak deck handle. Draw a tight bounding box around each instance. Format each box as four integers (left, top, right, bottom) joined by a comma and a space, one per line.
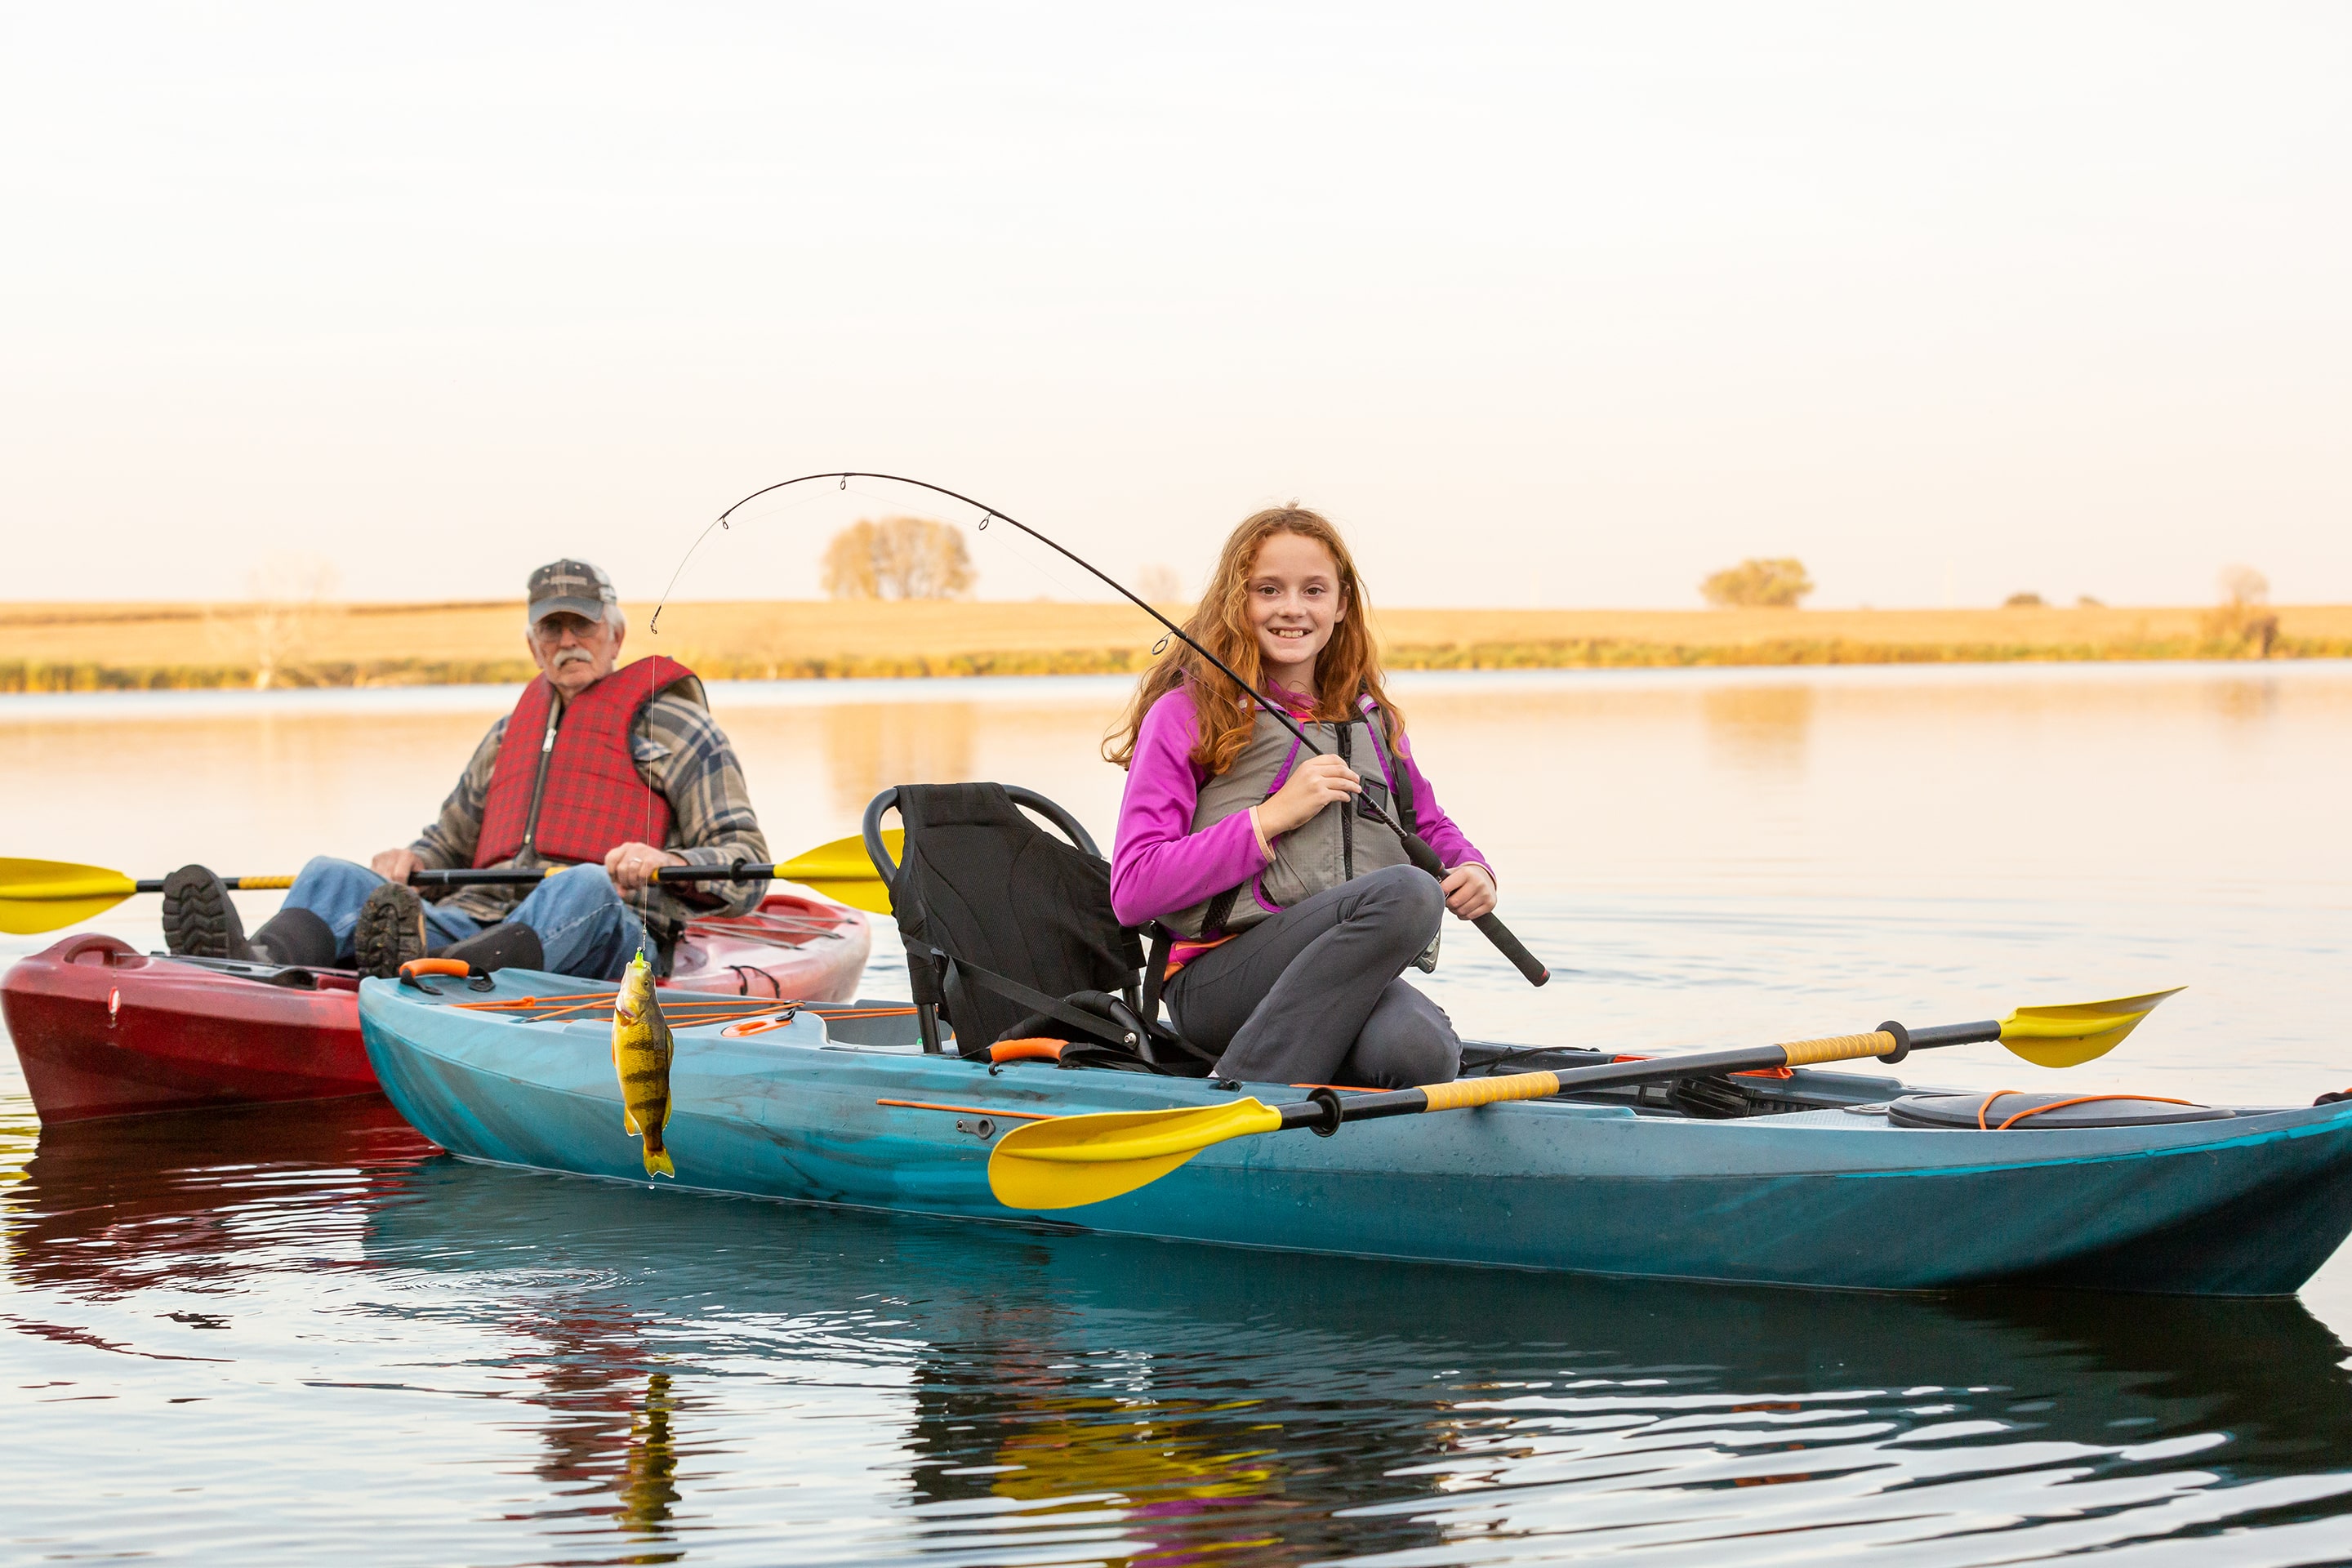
399, 956, 479, 996
990, 1037, 1068, 1064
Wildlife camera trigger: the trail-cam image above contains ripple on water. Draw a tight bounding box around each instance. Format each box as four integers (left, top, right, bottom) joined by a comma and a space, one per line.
5, 1097, 2352, 1566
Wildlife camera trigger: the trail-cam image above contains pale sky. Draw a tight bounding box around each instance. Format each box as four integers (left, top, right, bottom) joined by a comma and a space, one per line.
3, 2, 2346, 610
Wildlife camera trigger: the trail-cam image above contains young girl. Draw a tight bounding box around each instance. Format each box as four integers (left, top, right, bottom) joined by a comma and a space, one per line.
1105, 506, 1498, 1088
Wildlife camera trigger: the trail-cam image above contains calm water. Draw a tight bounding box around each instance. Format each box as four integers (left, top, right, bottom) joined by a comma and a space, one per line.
7, 662, 2352, 1563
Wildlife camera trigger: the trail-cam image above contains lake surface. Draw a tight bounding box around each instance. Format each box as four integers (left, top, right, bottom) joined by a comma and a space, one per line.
7, 662, 2352, 1563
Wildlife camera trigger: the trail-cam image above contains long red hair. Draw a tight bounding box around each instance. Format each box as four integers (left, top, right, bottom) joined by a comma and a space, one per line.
1105, 505, 1401, 774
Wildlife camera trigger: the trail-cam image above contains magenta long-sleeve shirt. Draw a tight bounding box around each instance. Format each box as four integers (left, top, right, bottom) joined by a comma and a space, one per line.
1109, 687, 1491, 929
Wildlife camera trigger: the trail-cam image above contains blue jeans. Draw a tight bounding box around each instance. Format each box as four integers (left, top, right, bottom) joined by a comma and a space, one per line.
283, 857, 648, 981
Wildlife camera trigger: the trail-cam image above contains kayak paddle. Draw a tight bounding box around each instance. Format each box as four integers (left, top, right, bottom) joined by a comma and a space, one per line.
0, 831, 903, 935
0, 858, 223, 935
987, 989, 2182, 1209
771, 831, 898, 914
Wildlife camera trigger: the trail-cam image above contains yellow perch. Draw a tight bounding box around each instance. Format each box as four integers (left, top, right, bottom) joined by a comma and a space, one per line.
612, 950, 676, 1178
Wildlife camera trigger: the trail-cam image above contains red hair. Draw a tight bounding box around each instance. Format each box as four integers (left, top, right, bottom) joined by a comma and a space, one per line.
1105, 505, 1401, 774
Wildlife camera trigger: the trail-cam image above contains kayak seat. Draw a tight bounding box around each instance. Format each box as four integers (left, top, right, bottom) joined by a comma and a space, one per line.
863, 782, 1214, 1075
1888, 1091, 2235, 1130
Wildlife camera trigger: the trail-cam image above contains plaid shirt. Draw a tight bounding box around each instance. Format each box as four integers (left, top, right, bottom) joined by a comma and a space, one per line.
411, 688, 769, 930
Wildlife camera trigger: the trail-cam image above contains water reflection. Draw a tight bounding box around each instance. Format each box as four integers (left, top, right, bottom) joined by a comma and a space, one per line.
623, 1372, 685, 1544
366, 1161, 2352, 1561
5, 1096, 432, 1300
1700, 683, 1815, 774
824, 702, 978, 817
2205, 677, 2283, 727
908, 1334, 1352, 1566
5, 1101, 2352, 1560
514, 1298, 685, 1552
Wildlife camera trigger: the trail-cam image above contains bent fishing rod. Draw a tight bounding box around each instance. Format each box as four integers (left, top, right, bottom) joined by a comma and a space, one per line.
655, 471, 1549, 986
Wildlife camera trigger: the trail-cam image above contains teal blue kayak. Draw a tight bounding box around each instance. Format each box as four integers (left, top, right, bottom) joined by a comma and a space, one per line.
356, 969, 2352, 1296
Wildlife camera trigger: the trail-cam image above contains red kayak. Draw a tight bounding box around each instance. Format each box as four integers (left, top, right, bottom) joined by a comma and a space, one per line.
1, 892, 871, 1125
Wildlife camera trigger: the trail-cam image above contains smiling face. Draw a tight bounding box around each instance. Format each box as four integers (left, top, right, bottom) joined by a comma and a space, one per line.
527, 610, 624, 699
1245, 530, 1348, 693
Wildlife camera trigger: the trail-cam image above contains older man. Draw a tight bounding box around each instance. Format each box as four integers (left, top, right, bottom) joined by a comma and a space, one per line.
159, 559, 769, 979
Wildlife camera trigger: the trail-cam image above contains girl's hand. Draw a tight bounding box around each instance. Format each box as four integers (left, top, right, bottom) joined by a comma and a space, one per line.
1258, 752, 1362, 838
1441, 862, 1496, 921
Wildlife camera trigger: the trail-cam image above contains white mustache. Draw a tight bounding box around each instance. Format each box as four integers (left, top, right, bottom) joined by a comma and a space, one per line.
552, 648, 595, 668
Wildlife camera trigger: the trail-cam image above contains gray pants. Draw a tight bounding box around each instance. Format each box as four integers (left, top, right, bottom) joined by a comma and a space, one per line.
1165, 864, 1461, 1089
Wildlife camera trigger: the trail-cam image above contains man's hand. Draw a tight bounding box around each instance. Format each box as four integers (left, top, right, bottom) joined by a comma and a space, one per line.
371, 848, 422, 884
1441, 862, 1497, 921
604, 841, 686, 893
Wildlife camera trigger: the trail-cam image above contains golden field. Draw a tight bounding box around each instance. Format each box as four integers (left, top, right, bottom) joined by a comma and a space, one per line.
3, 599, 2349, 692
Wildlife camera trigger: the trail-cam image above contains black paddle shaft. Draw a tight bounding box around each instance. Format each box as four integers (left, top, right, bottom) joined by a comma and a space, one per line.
135, 863, 786, 893
1269, 1018, 2007, 1133
1284, 1043, 1820, 1131
410, 864, 779, 888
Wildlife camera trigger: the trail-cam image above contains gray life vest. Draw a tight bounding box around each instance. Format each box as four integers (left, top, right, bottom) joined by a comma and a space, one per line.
1165, 694, 1419, 941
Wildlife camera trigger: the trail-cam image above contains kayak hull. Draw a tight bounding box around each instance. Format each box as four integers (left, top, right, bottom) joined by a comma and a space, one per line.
2, 893, 870, 1124
357, 970, 2352, 1297
6, 934, 376, 1121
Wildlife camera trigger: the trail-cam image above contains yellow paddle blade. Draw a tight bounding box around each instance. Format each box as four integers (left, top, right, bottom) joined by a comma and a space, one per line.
773, 830, 900, 914
989, 1097, 1285, 1210
1998, 987, 2184, 1068
0, 858, 140, 935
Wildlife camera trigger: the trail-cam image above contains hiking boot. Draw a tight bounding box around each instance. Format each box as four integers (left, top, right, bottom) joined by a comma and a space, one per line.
352, 882, 429, 978
161, 865, 253, 960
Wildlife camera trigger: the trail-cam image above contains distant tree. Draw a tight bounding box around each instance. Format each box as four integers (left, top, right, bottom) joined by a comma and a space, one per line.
822, 517, 975, 600
2076, 595, 2105, 608
1700, 558, 1814, 609
2204, 564, 2278, 657
206, 554, 342, 689
821, 526, 880, 599
2003, 591, 2044, 608
1134, 564, 1185, 603
2218, 564, 2270, 606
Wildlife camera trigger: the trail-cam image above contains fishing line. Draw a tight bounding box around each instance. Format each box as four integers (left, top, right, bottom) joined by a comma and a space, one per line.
652, 471, 1550, 986
637, 572, 660, 964
959, 519, 1102, 606
657, 487, 838, 602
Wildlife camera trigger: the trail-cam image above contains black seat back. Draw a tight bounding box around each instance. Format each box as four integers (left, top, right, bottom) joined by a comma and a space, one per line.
866, 783, 1147, 1057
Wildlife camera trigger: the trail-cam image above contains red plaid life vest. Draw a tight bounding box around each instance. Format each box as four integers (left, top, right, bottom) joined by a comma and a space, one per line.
472, 656, 699, 868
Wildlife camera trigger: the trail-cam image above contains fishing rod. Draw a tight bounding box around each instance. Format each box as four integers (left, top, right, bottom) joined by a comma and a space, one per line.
654, 472, 1549, 987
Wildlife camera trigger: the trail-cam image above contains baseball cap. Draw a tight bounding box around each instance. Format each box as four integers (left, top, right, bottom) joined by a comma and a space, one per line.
526, 559, 617, 626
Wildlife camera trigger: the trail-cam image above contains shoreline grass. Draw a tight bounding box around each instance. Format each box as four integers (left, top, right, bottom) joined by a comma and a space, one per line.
3, 600, 2347, 693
